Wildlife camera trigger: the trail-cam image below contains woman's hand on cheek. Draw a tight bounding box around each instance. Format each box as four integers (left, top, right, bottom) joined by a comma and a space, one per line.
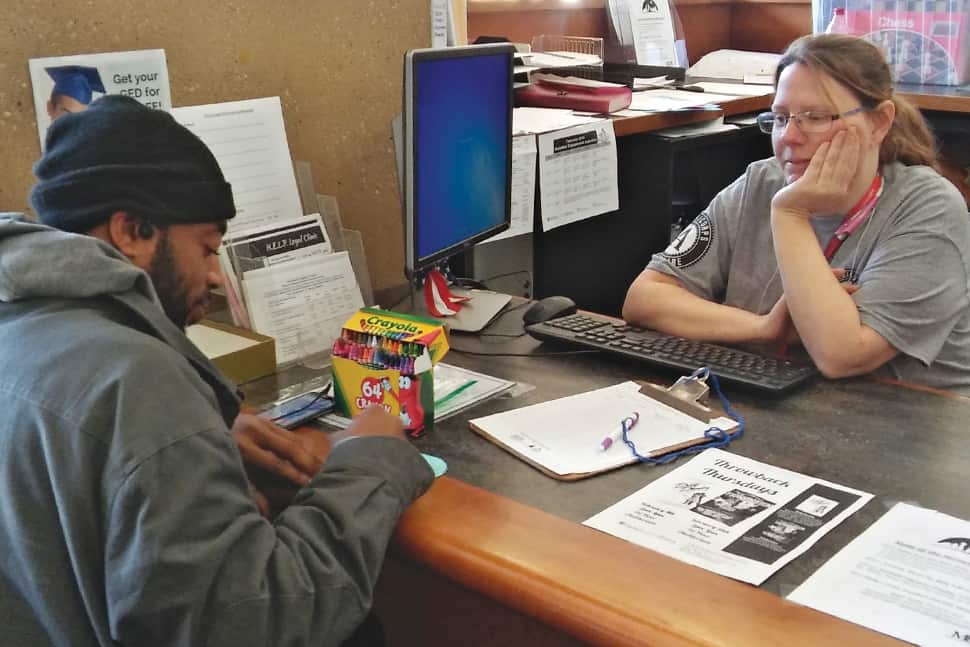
771, 127, 861, 217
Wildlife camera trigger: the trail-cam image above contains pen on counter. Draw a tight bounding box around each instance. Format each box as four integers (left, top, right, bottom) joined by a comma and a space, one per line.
599, 412, 640, 451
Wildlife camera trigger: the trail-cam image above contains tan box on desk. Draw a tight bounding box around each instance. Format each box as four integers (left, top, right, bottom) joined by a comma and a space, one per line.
186, 320, 276, 386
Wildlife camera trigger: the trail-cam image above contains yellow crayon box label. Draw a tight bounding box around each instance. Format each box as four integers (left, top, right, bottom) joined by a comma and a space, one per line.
331, 308, 447, 437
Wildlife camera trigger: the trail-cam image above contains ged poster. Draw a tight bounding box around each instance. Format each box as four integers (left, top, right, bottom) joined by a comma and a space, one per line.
28, 49, 172, 150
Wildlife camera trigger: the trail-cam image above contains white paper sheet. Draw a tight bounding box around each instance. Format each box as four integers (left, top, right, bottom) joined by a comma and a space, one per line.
537, 121, 618, 231
657, 117, 738, 138
173, 97, 303, 236
789, 503, 970, 646
243, 252, 364, 365
431, 363, 516, 419
626, 0, 678, 67
468, 382, 737, 477
484, 135, 537, 242
513, 107, 605, 135
628, 89, 739, 111
584, 448, 872, 585
431, 0, 449, 48
687, 49, 782, 81
220, 214, 332, 328
28, 49, 172, 150
226, 214, 332, 273
693, 81, 774, 97
609, 0, 637, 49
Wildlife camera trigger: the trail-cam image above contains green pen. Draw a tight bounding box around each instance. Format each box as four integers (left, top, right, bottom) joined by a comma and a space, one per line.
434, 380, 478, 410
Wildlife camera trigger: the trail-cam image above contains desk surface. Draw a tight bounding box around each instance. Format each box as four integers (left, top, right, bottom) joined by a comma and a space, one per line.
265, 305, 969, 646
610, 93, 771, 137
898, 82, 970, 114
388, 308, 968, 646
611, 84, 970, 140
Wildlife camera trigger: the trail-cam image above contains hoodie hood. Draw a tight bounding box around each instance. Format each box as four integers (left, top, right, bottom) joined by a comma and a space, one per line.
0, 214, 240, 424
0, 213, 158, 304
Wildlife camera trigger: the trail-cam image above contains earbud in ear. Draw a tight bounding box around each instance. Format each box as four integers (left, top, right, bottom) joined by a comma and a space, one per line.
137, 222, 155, 239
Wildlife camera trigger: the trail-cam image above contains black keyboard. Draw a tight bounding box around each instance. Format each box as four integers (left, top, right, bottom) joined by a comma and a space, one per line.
525, 313, 818, 395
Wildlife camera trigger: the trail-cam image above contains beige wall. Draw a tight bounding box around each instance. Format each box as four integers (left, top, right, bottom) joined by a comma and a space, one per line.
0, 0, 430, 293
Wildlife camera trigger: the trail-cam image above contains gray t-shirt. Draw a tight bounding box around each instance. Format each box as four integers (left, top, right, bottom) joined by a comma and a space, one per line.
647, 159, 970, 394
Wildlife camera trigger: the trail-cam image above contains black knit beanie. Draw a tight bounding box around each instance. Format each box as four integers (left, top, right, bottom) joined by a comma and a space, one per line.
30, 95, 235, 233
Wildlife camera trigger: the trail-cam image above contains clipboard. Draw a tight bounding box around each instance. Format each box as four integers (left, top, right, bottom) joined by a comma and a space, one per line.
468, 374, 739, 481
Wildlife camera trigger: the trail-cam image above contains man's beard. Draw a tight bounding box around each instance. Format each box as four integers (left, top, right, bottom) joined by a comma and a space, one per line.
147, 233, 194, 329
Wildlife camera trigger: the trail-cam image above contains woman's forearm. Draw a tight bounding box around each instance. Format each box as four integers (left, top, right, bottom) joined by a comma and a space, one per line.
771, 209, 896, 376
622, 271, 775, 344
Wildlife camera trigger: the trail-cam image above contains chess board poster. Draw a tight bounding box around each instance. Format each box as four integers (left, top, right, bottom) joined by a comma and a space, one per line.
843, 1, 970, 85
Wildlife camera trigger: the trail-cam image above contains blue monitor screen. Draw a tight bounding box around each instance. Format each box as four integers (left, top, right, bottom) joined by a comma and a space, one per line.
412, 50, 511, 269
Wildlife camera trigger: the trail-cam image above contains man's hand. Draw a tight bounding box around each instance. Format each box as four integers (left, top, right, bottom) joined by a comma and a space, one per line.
329, 405, 408, 447
232, 413, 324, 486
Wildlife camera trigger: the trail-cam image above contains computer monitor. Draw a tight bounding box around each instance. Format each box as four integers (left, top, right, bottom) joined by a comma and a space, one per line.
402, 43, 514, 282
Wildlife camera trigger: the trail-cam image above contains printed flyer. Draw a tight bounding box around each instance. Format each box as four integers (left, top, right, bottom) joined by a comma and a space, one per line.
584, 448, 872, 584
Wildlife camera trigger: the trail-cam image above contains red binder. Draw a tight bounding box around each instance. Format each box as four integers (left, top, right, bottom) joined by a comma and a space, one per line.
515, 78, 633, 114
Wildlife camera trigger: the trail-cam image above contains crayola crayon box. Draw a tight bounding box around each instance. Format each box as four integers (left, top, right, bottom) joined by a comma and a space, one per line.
331, 308, 449, 437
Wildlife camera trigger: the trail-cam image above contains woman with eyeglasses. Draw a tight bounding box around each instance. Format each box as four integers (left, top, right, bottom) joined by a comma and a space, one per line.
622, 33, 970, 393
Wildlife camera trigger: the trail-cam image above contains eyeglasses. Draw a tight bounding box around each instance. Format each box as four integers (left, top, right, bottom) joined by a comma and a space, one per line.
756, 107, 868, 135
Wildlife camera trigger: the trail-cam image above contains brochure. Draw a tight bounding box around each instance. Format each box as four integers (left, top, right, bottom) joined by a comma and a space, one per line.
584, 448, 872, 585
790, 503, 970, 646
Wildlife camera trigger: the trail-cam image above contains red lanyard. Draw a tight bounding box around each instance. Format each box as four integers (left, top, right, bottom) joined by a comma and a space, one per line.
777, 175, 883, 359
822, 174, 884, 261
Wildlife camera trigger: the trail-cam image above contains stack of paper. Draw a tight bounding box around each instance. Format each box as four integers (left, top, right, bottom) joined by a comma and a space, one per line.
173, 97, 365, 365
468, 381, 738, 478
687, 49, 782, 81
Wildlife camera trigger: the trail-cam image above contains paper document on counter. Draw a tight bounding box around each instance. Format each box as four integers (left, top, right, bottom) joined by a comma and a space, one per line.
537, 121, 618, 231
173, 97, 303, 236
584, 448, 872, 584
692, 81, 774, 97
468, 382, 737, 478
485, 135, 537, 242
513, 107, 605, 135
432, 363, 516, 419
322, 363, 515, 428
789, 503, 970, 646
657, 116, 737, 138
243, 251, 363, 365
687, 49, 781, 81
628, 89, 738, 111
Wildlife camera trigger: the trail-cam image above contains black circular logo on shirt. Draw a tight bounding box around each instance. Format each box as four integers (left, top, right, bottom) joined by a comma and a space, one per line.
662, 214, 714, 268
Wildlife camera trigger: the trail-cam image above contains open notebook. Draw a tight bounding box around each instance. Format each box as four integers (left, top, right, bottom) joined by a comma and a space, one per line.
468, 381, 738, 481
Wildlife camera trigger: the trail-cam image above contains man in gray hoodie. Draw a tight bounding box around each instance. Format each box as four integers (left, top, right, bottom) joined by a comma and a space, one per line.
0, 95, 433, 646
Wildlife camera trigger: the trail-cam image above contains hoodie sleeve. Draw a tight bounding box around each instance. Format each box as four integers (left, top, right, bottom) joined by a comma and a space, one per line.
103, 395, 433, 647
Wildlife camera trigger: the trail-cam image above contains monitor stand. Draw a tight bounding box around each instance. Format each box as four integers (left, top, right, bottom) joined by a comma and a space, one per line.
435, 288, 511, 333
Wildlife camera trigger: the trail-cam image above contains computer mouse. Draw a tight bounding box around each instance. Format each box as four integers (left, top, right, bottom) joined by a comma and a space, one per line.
523, 295, 578, 325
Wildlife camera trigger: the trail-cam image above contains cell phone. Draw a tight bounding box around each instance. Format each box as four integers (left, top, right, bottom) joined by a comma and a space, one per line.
262, 392, 335, 429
